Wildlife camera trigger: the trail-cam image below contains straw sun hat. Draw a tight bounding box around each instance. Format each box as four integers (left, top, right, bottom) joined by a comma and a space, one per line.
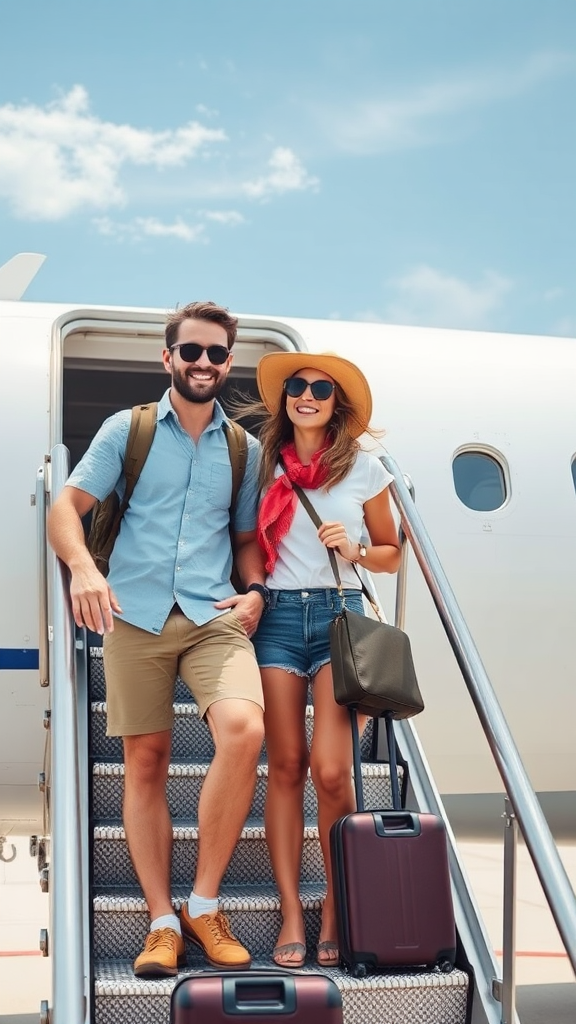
256, 351, 373, 439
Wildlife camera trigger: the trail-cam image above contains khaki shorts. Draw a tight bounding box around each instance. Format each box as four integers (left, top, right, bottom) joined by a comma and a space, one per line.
102, 608, 264, 737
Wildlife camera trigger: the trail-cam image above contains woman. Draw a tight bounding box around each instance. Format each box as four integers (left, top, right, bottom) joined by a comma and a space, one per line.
251, 351, 401, 967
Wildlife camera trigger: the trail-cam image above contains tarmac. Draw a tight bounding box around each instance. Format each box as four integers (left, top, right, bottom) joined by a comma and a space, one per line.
1, 835, 575, 1024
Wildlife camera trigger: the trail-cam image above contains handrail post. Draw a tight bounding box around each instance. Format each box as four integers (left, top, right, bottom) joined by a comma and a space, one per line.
501, 796, 518, 1023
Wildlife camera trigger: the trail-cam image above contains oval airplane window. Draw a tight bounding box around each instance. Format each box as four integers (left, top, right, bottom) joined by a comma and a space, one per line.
452, 452, 506, 511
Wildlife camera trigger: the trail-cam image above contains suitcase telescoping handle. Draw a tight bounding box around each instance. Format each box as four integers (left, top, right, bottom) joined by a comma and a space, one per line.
350, 709, 402, 812
222, 975, 297, 1014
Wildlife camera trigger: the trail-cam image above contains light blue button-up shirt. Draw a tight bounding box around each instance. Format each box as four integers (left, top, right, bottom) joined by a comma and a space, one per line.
67, 390, 261, 634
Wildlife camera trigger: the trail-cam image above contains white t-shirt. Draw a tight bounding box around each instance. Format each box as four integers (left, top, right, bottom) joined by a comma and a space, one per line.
265, 450, 393, 590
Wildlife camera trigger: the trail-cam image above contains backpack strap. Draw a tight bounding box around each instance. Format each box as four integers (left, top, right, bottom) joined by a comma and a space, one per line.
120, 402, 158, 511
224, 418, 248, 521
224, 419, 249, 593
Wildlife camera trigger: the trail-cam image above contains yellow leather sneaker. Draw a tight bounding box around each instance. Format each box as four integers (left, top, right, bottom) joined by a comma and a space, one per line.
133, 927, 186, 977
180, 904, 251, 969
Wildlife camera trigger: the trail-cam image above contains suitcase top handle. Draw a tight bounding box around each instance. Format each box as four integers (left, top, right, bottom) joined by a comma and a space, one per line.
373, 812, 422, 838
223, 976, 297, 1014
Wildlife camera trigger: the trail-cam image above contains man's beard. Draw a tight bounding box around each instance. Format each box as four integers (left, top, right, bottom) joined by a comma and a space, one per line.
171, 364, 226, 404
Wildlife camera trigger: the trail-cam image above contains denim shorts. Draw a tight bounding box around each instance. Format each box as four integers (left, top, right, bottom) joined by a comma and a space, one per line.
252, 588, 365, 680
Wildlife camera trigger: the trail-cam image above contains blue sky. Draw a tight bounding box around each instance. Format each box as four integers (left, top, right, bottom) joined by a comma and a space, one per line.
0, 0, 574, 335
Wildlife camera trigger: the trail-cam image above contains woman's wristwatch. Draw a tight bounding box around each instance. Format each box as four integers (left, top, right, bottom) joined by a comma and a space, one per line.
246, 582, 271, 612
351, 543, 367, 563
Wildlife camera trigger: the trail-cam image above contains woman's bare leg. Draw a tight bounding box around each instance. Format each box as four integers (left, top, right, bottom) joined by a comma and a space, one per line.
262, 667, 309, 962
309, 663, 367, 954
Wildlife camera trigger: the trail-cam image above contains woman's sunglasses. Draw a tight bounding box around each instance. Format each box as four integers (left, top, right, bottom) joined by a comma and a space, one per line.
170, 342, 230, 365
283, 377, 336, 401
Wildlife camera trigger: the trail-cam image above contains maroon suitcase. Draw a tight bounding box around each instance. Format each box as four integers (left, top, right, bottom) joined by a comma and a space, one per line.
330, 711, 456, 976
170, 970, 343, 1023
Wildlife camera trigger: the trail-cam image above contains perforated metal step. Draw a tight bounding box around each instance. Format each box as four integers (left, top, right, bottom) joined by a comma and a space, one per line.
89, 646, 469, 1024
93, 819, 325, 886
94, 958, 470, 1024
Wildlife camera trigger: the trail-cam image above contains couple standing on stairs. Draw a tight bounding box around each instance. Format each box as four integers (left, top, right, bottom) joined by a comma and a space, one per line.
48, 300, 400, 978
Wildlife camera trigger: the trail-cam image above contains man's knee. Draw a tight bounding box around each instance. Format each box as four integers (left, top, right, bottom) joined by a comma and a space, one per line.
208, 700, 265, 757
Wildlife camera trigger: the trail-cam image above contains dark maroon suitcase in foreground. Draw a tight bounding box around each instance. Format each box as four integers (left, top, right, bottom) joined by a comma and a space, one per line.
330, 711, 456, 976
170, 970, 343, 1023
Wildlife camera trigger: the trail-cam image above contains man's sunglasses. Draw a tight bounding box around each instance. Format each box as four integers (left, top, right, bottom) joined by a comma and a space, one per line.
283, 377, 336, 401
169, 342, 230, 365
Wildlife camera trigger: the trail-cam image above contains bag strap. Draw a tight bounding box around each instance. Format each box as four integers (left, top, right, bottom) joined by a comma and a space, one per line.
120, 402, 158, 512
283, 462, 382, 620
224, 419, 248, 519
286, 475, 343, 588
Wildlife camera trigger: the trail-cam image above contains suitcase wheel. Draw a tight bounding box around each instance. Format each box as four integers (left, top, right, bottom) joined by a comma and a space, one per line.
436, 957, 454, 973
352, 963, 368, 979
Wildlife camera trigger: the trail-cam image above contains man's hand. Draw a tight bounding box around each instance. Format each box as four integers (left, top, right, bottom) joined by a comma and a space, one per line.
48, 484, 122, 634
214, 591, 264, 638
69, 561, 122, 635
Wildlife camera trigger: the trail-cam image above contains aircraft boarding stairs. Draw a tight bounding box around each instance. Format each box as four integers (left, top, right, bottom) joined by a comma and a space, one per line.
88, 648, 470, 1024
38, 447, 576, 1024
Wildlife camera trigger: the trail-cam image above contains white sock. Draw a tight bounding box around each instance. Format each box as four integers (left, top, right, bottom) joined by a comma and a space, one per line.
150, 913, 181, 935
187, 891, 219, 919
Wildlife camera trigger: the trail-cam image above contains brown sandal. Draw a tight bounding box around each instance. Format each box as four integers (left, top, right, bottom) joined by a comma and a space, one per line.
272, 941, 306, 968
316, 940, 339, 966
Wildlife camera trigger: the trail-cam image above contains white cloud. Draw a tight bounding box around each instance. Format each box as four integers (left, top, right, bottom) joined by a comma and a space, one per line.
316, 51, 575, 153
242, 147, 319, 199
94, 216, 206, 244
135, 217, 206, 243
196, 103, 219, 118
94, 208, 246, 244
383, 265, 513, 329
0, 85, 226, 220
0, 87, 319, 227
204, 210, 245, 225
552, 316, 576, 338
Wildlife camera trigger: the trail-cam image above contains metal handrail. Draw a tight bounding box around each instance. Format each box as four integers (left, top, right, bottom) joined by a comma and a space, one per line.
46, 444, 88, 1024
391, 495, 504, 1023
381, 452, 576, 977
36, 462, 49, 687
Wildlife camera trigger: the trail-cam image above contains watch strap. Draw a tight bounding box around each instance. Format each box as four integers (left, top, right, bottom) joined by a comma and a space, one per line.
246, 582, 270, 607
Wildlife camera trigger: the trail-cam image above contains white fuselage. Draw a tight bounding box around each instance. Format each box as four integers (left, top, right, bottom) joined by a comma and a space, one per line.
1, 300, 574, 834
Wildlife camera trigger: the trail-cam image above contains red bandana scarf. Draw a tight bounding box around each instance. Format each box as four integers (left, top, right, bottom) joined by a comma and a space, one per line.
257, 441, 330, 573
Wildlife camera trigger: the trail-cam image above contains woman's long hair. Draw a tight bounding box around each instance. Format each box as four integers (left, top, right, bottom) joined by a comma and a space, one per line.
229, 385, 380, 492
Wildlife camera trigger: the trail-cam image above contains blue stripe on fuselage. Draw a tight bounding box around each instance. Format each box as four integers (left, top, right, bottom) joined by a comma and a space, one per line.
0, 649, 40, 669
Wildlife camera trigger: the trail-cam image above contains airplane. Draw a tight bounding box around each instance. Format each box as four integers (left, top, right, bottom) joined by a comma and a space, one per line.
1, 252, 574, 1024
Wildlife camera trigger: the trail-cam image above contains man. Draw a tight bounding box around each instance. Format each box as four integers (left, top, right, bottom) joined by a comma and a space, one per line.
48, 302, 269, 978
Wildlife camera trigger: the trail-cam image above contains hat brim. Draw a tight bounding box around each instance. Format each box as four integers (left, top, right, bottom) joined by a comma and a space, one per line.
256, 351, 372, 439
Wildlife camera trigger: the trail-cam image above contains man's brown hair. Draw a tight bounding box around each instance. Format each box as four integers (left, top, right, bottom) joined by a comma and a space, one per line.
165, 301, 238, 350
